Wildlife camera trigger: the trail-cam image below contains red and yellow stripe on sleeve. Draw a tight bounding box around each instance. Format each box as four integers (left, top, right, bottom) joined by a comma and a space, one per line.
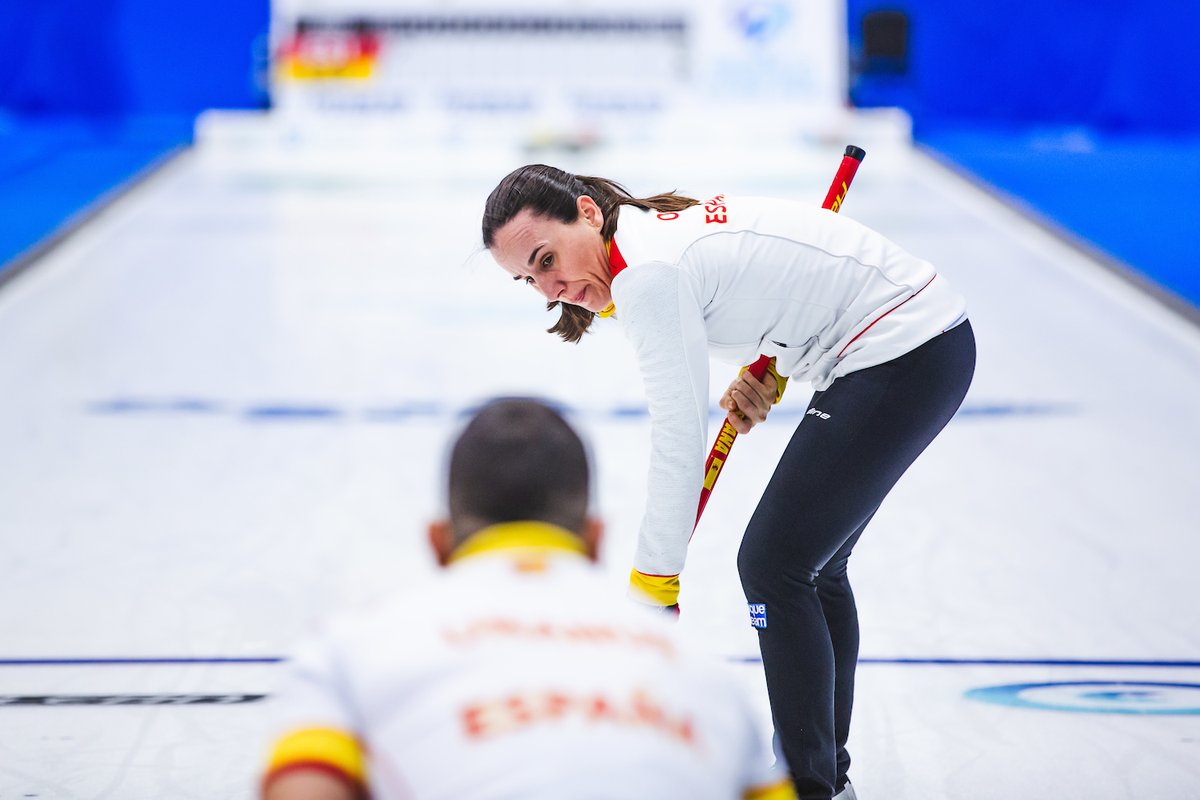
263, 727, 369, 798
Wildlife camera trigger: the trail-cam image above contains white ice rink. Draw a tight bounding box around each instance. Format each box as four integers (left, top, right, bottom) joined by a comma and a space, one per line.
1, 119, 1199, 798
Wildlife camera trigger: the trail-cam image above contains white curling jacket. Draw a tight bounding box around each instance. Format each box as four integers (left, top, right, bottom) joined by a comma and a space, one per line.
608, 195, 967, 578
262, 522, 792, 799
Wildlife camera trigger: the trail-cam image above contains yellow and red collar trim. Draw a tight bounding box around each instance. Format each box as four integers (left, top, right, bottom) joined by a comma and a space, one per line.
596, 237, 628, 318
449, 521, 588, 564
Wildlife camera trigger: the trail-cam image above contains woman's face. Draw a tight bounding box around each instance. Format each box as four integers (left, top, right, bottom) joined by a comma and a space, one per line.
490, 195, 612, 313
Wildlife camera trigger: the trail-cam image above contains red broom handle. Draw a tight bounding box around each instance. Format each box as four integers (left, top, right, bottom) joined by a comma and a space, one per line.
694, 145, 866, 528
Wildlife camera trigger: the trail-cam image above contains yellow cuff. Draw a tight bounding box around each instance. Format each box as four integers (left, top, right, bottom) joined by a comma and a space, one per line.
739, 358, 788, 404
265, 727, 367, 793
629, 569, 681, 606
744, 778, 799, 799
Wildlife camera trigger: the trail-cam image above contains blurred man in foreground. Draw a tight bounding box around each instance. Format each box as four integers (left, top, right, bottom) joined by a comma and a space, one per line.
261, 397, 794, 799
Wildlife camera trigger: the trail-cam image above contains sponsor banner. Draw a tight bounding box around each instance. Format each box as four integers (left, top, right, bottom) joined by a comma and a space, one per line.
269, 0, 843, 115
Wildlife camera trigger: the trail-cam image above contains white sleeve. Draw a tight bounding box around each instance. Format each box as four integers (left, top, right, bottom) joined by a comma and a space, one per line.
262, 633, 370, 793
612, 262, 710, 577
268, 635, 357, 734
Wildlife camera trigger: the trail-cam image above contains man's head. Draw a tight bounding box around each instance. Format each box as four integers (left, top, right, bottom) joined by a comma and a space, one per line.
429, 398, 601, 564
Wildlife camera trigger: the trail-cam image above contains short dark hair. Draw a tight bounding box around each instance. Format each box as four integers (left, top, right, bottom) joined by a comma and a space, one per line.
447, 398, 590, 543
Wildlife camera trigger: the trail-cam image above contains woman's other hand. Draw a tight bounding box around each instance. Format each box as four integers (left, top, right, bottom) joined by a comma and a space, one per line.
719, 368, 778, 434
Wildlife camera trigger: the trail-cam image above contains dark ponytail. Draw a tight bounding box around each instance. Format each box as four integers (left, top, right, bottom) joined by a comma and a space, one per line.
482, 164, 698, 343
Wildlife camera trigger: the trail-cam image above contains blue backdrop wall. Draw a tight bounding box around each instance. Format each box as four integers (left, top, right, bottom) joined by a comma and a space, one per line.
847, 0, 1200, 135
0, 0, 268, 116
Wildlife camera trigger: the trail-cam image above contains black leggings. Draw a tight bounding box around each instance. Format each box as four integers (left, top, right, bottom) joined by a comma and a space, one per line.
738, 320, 976, 800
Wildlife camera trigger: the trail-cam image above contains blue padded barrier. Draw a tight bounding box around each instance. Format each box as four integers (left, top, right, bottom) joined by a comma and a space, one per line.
921, 126, 1200, 314
0, 115, 192, 280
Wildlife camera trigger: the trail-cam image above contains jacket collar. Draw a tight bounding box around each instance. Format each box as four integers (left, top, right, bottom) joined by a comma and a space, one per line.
448, 520, 588, 565
596, 237, 628, 318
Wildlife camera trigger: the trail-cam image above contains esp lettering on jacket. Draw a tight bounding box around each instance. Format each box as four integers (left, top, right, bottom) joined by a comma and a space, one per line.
704, 194, 727, 224
656, 195, 727, 224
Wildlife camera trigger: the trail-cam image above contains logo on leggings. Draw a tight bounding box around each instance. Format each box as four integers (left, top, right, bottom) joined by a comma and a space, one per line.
748, 603, 768, 629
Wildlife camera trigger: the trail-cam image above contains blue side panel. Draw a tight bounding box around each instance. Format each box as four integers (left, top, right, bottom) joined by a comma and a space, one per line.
922, 128, 1200, 311
0, 116, 192, 277
0, 0, 265, 278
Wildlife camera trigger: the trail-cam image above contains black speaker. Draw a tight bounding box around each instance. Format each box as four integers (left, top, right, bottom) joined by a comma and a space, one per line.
861, 10, 909, 75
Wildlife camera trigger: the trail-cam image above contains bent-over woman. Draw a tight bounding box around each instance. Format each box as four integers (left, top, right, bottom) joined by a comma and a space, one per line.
482, 164, 975, 800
